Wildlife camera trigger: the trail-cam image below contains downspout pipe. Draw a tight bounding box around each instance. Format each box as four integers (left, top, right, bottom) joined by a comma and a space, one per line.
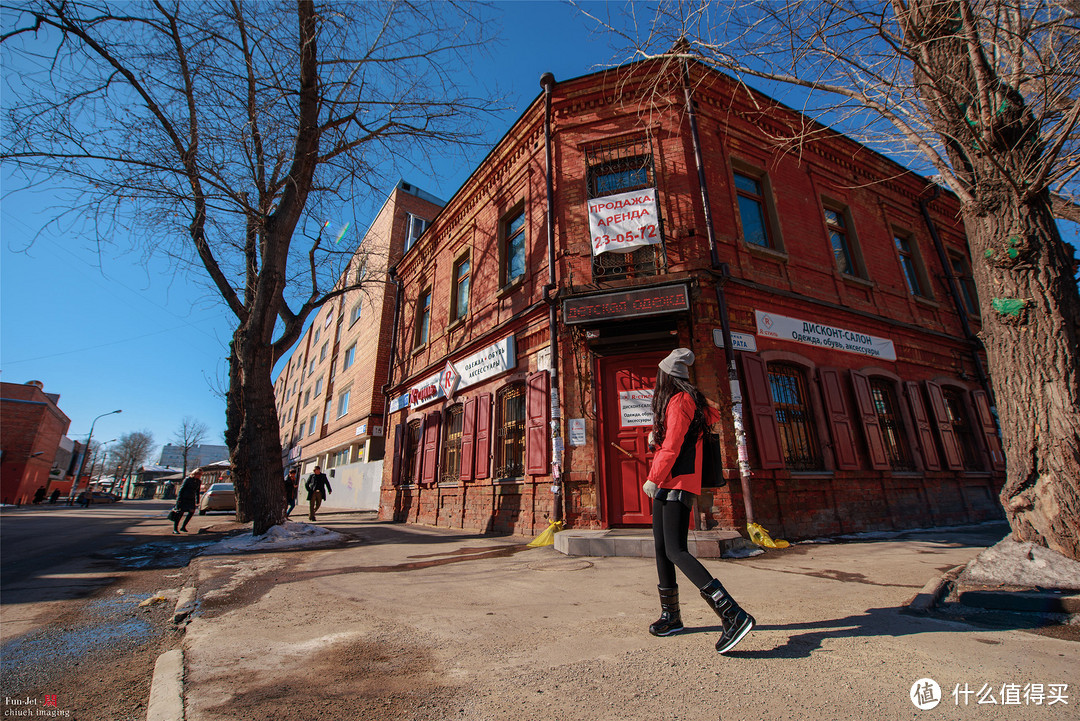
681, 59, 755, 526
540, 71, 564, 523
381, 266, 403, 412
918, 187, 991, 395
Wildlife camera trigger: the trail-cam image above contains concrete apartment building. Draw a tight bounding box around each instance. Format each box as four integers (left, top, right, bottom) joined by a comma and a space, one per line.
273, 181, 444, 509
159, 443, 229, 469
1, 380, 72, 504
376, 58, 1005, 539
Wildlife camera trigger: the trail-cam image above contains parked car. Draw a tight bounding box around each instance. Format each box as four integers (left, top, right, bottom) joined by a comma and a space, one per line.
90, 491, 120, 503
198, 483, 236, 515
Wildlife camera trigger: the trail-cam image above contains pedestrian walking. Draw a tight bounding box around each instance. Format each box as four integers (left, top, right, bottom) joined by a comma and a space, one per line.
305, 466, 331, 522
284, 468, 299, 517
33, 486, 46, 504
48, 489, 61, 504
644, 348, 755, 654
172, 469, 202, 534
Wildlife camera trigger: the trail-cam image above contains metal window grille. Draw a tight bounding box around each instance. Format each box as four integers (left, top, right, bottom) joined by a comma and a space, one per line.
943, 387, 984, 471
441, 405, 464, 483
767, 363, 824, 471
495, 383, 525, 478
585, 136, 663, 281
870, 379, 915, 471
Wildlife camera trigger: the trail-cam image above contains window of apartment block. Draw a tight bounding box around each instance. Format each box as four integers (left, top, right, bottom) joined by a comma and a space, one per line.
337, 388, 351, 418
343, 344, 355, 370
324, 399, 332, 426
403, 419, 423, 484
405, 213, 429, 252
502, 208, 526, 287
303, 388, 311, 407
495, 382, 526, 478
309, 413, 318, 436
349, 301, 363, 327
949, 251, 979, 315
870, 378, 915, 471
313, 328, 320, 344
415, 288, 432, 347
585, 135, 659, 281
894, 232, 929, 297
733, 170, 778, 250
823, 204, 865, 279
441, 404, 464, 483
451, 254, 471, 322
309, 359, 316, 377
320, 341, 329, 362
942, 386, 983, 470
314, 377, 323, 396
298, 421, 306, 438
767, 362, 824, 471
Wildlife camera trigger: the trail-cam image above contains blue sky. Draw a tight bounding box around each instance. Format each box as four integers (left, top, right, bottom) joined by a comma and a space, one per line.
0, 1, 627, 457
2, 1, 1076, 461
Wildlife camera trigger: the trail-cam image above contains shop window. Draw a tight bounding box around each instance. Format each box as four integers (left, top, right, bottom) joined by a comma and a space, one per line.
870, 378, 915, 471
414, 288, 432, 348
450, 254, 470, 322
502, 208, 526, 287
495, 382, 526, 478
767, 363, 824, 471
403, 419, 423, 484
441, 404, 464, 483
733, 169, 779, 250
949, 251, 979, 315
585, 136, 659, 281
823, 204, 866, 279
894, 232, 929, 297
942, 387, 983, 470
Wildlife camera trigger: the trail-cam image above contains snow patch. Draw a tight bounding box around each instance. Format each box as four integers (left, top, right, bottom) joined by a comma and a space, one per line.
201, 521, 347, 556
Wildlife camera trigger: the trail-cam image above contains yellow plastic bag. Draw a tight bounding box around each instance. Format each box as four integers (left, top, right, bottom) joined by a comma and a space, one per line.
747, 522, 790, 549
527, 520, 564, 547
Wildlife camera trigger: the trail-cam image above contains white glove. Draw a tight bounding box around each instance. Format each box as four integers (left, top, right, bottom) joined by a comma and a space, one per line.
643, 481, 659, 498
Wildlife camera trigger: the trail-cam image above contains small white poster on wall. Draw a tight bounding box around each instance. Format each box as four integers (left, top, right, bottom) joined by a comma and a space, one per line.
619, 389, 654, 427
568, 418, 586, 446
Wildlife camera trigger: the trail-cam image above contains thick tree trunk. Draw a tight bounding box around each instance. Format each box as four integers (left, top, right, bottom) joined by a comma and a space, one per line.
964, 191, 1080, 560
228, 326, 286, 535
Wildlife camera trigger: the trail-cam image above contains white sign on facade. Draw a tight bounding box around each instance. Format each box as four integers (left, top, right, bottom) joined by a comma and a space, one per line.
588, 188, 660, 256
355, 424, 367, 436
755, 310, 897, 361
388, 394, 409, 413
408, 335, 518, 410
711, 329, 758, 353
439, 361, 461, 400
619, 389, 654, 427
568, 418, 586, 446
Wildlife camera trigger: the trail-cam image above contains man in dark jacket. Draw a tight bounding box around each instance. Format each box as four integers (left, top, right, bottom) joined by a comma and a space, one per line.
306, 466, 331, 522
173, 469, 202, 533
284, 468, 299, 518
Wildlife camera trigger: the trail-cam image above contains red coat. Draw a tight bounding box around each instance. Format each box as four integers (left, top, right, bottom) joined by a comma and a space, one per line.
647, 392, 710, 495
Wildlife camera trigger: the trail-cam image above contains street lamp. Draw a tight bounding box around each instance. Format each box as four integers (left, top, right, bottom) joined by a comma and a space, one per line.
70, 409, 121, 503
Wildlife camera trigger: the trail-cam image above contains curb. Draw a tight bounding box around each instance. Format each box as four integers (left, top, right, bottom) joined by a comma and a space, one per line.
904, 564, 966, 614
146, 649, 184, 721
173, 586, 198, 624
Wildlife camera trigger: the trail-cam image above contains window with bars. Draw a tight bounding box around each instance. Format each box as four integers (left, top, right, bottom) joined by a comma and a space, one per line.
870, 379, 915, 471
585, 136, 661, 281
441, 404, 464, 483
942, 387, 983, 471
495, 383, 526, 478
949, 251, 979, 315
403, 419, 422, 484
766, 363, 824, 471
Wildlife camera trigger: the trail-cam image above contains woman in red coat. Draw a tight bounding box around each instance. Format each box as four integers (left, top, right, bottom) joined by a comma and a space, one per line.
644, 348, 755, 654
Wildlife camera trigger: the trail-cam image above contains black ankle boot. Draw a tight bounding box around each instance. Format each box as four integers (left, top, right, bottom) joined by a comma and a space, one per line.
700, 579, 755, 654
648, 586, 684, 637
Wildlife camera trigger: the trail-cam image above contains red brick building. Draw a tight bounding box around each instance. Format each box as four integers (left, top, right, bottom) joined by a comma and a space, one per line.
379, 59, 1005, 539
274, 181, 444, 508
1, 380, 72, 505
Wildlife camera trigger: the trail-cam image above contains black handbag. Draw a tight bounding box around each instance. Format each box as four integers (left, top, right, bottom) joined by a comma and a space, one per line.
168, 508, 180, 522
701, 431, 727, 488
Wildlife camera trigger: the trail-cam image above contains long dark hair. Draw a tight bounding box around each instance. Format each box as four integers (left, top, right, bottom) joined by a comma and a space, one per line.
651, 368, 708, 446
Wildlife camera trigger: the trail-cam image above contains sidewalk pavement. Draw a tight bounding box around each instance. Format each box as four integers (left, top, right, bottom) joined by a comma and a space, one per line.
157, 513, 1078, 721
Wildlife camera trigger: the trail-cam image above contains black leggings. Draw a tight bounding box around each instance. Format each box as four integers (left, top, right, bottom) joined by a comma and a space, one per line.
652, 496, 713, 590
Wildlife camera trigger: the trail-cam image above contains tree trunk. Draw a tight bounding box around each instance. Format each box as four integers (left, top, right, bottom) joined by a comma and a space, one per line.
228, 328, 286, 535
963, 192, 1080, 560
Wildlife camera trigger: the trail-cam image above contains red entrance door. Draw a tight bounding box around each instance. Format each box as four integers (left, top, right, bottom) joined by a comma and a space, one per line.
598, 351, 667, 526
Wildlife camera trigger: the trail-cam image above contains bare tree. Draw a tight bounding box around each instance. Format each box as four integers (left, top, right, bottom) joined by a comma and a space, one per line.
1, 1, 498, 533
171, 416, 209, 479
585, 0, 1080, 559
111, 431, 156, 496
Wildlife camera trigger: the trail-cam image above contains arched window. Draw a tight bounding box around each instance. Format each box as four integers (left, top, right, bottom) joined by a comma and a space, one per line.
766, 363, 824, 471
441, 404, 464, 483
495, 382, 526, 478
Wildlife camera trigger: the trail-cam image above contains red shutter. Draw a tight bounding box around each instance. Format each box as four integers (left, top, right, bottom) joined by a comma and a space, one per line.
411, 420, 424, 485
850, 371, 890, 470
460, 397, 477, 481
905, 381, 941, 471
740, 354, 784, 469
474, 393, 492, 479
971, 390, 1005, 471
391, 423, 405, 486
421, 410, 442, 485
526, 371, 550, 475
925, 381, 963, 470
818, 367, 859, 470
